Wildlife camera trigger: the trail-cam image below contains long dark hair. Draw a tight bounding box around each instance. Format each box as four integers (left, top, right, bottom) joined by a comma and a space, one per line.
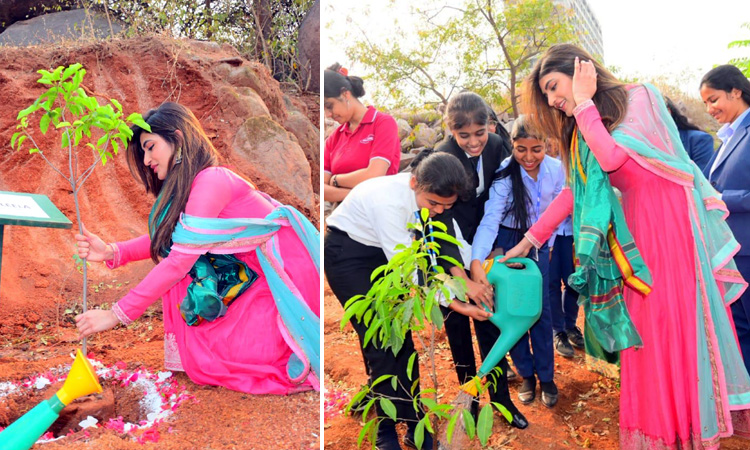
523, 43, 628, 173
700, 64, 750, 107
493, 115, 542, 240
665, 97, 701, 132
126, 103, 219, 262
410, 150, 471, 200
324, 63, 365, 99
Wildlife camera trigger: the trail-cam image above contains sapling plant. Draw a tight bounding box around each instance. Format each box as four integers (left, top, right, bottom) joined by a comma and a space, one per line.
341, 210, 501, 449
11, 63, 150, 354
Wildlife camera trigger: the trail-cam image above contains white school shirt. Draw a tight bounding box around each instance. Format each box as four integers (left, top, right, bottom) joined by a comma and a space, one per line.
326, 173, 419, 261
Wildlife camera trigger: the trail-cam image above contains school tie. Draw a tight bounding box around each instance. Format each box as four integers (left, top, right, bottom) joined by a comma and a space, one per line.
468, 156, 480, 189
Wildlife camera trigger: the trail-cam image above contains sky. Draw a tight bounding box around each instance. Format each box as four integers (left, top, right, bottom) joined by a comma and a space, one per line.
323, 0, 749, 103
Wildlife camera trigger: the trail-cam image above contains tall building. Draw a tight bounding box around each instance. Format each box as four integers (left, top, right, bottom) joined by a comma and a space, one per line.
555, 0, 603, 61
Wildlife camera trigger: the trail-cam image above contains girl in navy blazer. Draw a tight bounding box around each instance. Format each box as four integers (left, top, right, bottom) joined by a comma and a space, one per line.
700, 64, 750, 374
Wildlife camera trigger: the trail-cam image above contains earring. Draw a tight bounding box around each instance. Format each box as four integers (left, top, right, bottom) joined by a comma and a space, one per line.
174, 148, 183, 164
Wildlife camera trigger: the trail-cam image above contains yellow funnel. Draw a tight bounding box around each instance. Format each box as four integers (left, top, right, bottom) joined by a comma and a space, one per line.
0, 349, 103, 450
56, 349, 103, 405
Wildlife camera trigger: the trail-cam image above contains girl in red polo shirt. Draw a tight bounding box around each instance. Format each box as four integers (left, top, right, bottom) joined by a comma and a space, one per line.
323, 63, 401, 202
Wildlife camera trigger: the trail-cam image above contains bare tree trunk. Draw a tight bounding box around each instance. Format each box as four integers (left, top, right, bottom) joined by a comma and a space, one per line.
250, 0, 272, 70
204, 0, 212, 39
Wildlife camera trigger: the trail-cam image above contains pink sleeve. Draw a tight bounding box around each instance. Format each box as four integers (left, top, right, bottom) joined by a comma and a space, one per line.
106, 234, 151, 269
112, 168, 233, 324
526, 188, 574, 248
573, 100, 630, 172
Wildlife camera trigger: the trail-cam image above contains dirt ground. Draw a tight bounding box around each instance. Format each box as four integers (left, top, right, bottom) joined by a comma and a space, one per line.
323, 281, 748, 450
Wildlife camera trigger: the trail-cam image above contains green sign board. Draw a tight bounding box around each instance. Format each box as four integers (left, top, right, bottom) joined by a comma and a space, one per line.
0, 191, 72, 296
0, 191, 72, 228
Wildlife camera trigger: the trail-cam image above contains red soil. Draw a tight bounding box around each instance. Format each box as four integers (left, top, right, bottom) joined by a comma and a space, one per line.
323, 282, 747, 449
0, 36, 319, 449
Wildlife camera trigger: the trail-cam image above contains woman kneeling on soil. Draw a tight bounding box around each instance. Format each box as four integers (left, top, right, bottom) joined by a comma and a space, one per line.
74, 102, 320, 395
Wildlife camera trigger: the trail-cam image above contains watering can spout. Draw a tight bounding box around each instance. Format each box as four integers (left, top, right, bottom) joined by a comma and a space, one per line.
474, 257, 542, 379
0, 349, 102, 450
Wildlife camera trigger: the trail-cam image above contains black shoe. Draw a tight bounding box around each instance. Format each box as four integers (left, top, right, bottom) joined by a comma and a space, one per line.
518, 377, 536, 404
376, 422, 403, 450
554, 332, 575, 358
493, 400, 529, 429
540, 381, 559, 408
404, 423, 433, 449
567, 326, 585, 349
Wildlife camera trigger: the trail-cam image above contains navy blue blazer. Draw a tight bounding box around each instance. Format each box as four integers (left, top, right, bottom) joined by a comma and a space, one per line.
678, 129, 714, 171
703, 111, 750, 255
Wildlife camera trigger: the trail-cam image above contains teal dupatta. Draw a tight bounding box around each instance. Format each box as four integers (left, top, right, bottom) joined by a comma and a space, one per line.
150, 193, 321, 389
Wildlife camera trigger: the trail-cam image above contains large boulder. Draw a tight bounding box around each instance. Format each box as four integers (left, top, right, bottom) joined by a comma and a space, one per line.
0, 8, 123, 46
231, 116, 314, 210
297, 0, 320, 93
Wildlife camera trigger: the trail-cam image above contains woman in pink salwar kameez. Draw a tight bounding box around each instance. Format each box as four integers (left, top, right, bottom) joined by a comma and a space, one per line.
74, 103, 320, 395
504, 44, 750, 449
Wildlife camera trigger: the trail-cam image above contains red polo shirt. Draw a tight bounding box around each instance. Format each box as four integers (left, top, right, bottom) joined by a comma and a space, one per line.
324, 106, 401, 176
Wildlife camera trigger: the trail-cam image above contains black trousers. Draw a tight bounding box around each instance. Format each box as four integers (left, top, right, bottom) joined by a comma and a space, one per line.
324, 228, 423, 423
441, 301, 512, 405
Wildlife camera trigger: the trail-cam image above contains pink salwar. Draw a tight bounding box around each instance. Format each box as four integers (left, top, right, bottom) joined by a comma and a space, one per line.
529, 89, 750, 448
108, 167, 320, 395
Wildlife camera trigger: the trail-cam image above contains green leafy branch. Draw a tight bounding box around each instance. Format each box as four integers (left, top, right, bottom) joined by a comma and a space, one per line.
10, 63, 149, 354
341, 209, 499, 449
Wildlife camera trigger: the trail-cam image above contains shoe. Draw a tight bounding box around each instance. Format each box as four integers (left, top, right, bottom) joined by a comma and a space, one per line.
540, 381, 559, 408
506, 365, 517, 380
494, 400, 529, 429
567, 326, 585, 349
554, 332, 575, 358
376, 422, 403, 450
403, 423, 433, 449
518, 377, 536, 404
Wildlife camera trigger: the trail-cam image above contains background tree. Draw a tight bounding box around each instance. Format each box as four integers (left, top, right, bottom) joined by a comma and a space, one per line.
343, 0, 576, 115
728, 22, 750, 77
0, 0, 316, 90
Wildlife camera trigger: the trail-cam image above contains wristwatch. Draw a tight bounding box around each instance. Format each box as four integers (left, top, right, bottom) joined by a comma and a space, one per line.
331, 175, 339, 187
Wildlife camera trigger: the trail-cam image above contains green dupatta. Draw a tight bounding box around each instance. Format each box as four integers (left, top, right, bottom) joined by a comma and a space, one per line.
568, 127, 651, 353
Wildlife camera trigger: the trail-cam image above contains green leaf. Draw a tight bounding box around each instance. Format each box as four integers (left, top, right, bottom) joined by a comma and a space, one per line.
17, 104, 40, 120
129, 115, 151, 132
40, 113, 51, 134
51, 65, 64, 82
420, 207, 429, 222
414, 417, 425, 449
477, 404, 494, 445
111, 98, 122, 112
446, 410, 460, 444
461, 408, 476, 440
370, 374, 393, 388
61, 130, 70, 148
429, 304, 444, 329
55, 121, 71, 129
61, 63, 82, 82
11, 132, 19, 149
357, 419, 375, 448
29, 148, 40, 154
390, 376, 397, 392
379, 398, 397, 421
491, 401, 513, 423
406, 352, 417, 381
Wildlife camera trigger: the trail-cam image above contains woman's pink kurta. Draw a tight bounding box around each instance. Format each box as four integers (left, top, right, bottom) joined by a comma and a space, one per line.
109, 167, 320, 395
528, 92, 750, 448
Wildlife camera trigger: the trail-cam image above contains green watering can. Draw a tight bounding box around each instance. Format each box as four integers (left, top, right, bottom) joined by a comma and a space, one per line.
0, 350, 102, 450
462, 256, 542, 395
